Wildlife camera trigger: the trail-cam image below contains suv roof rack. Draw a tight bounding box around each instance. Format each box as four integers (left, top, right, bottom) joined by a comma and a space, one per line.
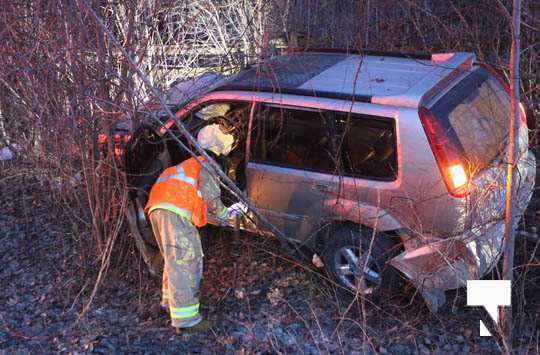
212, 50, 475, 108
286, 47, 432, 61
216, 84, 372, 103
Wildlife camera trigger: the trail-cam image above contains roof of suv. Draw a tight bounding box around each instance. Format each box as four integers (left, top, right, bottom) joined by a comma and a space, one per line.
214, 50, 475, 108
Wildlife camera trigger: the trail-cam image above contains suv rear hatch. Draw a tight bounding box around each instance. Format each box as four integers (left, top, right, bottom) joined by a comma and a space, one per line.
391, 65, 536, 310
420, 65, 535, 230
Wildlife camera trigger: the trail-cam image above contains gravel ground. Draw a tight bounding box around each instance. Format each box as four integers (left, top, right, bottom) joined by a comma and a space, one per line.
1, 160, 539, 354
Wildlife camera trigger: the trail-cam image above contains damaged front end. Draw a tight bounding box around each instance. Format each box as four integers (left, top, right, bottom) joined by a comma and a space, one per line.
390, 151, 536, 311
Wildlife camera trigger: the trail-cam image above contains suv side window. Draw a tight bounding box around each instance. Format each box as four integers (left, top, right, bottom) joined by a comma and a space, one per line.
250, 104, 396, 180
335, 113, 397, 180
251, 105, 336, 173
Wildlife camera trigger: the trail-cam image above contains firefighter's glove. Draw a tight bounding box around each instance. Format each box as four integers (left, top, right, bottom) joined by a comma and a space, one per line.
228, 202, 248, 219
216, 207, 230, 226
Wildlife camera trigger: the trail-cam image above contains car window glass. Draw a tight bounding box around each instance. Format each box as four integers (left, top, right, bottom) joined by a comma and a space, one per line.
251, 105, 336, 173
431, 67, 510, 171
447, 77, 509, 169
335, 113, 397, 180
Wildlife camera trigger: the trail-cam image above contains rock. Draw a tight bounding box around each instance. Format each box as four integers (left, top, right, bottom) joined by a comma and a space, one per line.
7, 297, 18, 306
234, 288, 246, 300
266, 288, 282, 306
327, 343, 339, 352
232, 331, 245, 340
0, 146, 14, 161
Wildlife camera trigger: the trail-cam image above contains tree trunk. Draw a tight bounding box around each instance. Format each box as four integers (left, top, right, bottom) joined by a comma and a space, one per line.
500, 0, 521, 347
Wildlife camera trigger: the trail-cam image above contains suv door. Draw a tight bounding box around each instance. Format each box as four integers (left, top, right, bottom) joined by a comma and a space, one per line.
246, 104, 338, 242
245, 103, 399, 243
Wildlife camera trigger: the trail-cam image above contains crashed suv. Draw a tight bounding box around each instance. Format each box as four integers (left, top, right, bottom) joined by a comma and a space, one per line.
123, 50, 536, 311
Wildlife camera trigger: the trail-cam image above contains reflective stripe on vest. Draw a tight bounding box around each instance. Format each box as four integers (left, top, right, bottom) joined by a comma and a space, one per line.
148, 202, 192, 221
215, 206, 228, 219
170, 303, 199, 319
155, 165, 203, 197
156, 164, 196, 186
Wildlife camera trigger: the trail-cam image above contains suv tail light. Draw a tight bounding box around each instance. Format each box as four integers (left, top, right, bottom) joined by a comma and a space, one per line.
447, 164, 468, 190
419, 107, 470, 198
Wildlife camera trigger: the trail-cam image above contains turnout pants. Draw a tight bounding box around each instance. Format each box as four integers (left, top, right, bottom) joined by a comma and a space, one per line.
149, 209, 204, 328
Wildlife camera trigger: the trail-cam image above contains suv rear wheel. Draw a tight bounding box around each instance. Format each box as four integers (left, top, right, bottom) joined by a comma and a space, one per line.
321, 225, 401, 296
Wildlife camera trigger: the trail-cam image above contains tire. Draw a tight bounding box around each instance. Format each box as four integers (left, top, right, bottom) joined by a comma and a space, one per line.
321, 225, 402, 298
125, 199, 162, 276
130, 157, 164, 248
126, 155, 166, 275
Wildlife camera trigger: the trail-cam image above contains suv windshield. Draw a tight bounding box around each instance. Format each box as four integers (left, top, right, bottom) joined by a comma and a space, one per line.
429, 67, 510, 171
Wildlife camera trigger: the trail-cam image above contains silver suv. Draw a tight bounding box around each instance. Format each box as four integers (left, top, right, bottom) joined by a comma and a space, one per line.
124, 50, 536, 311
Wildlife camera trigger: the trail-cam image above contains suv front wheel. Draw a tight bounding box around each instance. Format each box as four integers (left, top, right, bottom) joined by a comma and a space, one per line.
321, 226, 401, 297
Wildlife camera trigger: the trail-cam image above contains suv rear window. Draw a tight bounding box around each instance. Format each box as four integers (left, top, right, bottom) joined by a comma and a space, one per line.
429, 67, 510, 171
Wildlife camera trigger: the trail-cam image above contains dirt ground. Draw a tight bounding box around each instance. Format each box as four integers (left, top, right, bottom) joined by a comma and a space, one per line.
1, 160, 539, 354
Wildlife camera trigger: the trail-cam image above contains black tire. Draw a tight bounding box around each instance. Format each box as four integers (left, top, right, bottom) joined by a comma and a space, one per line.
130, 157, 164, 248
321, 225, 402, 298
126, 155, 166, 275
125, 199, 162, 276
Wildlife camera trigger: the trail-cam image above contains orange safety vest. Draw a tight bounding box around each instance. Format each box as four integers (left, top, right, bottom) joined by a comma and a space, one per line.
144, 156, 207, 227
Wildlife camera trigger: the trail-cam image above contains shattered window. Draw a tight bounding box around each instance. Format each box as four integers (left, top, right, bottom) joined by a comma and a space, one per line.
335, 113, 397, 180
251, 105, 336, 173
430, 67, 510, 171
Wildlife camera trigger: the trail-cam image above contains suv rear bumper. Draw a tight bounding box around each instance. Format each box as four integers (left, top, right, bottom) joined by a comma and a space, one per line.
390, 150, 536, 312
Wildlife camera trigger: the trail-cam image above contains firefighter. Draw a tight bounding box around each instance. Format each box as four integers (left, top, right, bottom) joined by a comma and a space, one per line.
144, 123, 243, 332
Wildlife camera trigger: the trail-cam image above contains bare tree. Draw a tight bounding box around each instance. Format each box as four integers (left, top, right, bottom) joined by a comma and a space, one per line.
500, 0, 523, 347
